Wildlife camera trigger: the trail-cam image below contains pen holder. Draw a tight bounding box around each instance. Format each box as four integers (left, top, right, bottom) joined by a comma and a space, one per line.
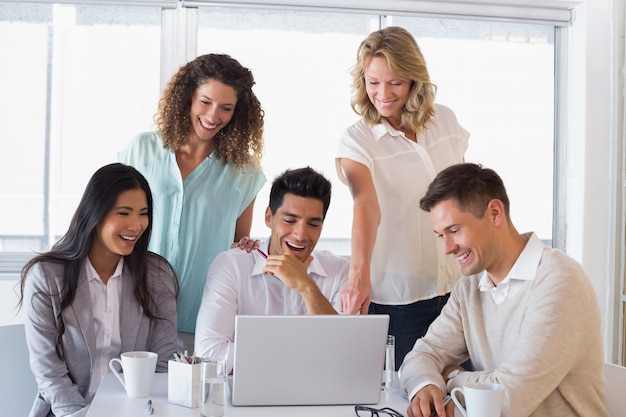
168, 360, 201, 408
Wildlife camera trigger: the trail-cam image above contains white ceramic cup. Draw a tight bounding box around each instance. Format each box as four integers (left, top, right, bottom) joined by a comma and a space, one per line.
108, 351, 157, 398
451, 382, 505, 417
200, 359, 227, 417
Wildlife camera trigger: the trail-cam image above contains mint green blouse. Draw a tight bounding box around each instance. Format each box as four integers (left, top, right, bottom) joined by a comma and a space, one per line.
119, 132, 266, 332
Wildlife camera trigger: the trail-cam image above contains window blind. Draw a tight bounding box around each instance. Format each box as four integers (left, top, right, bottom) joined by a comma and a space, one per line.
182, 0, 578, 25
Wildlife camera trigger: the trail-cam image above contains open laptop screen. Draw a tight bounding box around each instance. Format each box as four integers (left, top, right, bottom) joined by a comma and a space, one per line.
231, 314, 390, 406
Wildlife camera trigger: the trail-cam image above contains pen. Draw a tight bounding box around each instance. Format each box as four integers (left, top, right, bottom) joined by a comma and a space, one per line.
256, 248, 268, 259
443, 395, 451, 407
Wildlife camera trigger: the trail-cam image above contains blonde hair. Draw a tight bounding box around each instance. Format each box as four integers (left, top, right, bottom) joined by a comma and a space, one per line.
350, 26, 437, 134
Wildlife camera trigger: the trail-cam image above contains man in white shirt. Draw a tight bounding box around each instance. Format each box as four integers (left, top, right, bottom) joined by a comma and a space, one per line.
194, 167, 350, 372
400, 163, 608, 417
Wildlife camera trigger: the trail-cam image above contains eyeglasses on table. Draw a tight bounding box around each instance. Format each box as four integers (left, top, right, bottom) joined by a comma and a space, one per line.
354, 405, 404, 417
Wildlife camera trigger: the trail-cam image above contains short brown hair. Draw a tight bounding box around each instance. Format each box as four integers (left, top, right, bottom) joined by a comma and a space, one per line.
420, 163, 511, 219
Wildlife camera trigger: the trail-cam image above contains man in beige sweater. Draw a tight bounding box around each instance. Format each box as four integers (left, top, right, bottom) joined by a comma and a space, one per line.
399, 163, 608, 417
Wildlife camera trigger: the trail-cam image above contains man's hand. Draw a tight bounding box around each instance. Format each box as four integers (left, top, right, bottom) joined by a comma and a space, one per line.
407, 384, 453, 417
339, 275, 371, 315
262, 253, 336, 314
262, 252, 314, 291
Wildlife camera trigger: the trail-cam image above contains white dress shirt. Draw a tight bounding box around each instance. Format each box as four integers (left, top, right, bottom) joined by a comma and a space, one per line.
85, 257, 123, 400
194, 239, 349, 373
477, 232, 543, 305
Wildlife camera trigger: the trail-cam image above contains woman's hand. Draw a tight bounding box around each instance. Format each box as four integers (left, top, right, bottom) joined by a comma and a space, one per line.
231, 237, 261, 252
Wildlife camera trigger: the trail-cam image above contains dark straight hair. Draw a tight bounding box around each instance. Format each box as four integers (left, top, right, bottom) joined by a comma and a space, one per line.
19, 163, 176, 358
268, 167, 332, 220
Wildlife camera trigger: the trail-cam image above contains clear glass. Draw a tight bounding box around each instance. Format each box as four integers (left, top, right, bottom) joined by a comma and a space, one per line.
382, 334, 395, 390
200, 359, 227, 417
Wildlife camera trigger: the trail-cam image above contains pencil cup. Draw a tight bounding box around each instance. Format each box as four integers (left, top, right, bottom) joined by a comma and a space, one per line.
382, 335, 395, 390
108, 351, 157, 398
167, 360, 202, 408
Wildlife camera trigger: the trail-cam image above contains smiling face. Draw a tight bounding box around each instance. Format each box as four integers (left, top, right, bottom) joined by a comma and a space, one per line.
265, 193, 324, 262
430, 198, 501, 277
90, 188, 149, 263
189, 79, 237, 142
364, 55, 412, 128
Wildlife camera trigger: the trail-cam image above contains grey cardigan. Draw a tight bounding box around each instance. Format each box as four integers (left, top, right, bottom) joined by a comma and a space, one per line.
23, 254, 177, 417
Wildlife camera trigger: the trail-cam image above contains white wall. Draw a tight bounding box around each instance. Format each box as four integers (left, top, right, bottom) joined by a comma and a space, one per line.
565, 0, 621, 360
0, 279, 24, 326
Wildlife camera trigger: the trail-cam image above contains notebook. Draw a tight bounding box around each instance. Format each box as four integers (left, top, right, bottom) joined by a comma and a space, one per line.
230, 314, 390, 406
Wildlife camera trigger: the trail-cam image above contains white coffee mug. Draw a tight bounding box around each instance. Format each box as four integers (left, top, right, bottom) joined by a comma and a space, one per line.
451, 382, 505, 417
108, 351, 158, 398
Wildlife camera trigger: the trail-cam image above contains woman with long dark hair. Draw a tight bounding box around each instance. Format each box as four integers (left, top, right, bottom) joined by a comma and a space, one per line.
19, 163, 178, 417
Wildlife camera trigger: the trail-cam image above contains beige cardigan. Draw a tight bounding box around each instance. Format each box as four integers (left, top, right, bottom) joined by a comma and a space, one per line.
400, 233, 609, 417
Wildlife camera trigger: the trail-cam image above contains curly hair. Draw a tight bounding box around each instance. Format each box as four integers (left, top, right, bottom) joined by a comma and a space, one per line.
155, 53, 264, 170
350, 26, 437, 134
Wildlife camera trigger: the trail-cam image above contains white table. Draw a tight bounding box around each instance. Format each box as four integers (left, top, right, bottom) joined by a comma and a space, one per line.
87, 372, 409, 417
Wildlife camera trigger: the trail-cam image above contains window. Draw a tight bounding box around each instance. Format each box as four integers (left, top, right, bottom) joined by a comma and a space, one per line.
393, 16, 555, 241
0, 2, 161, 257
197, 8, 376, 254
196, 8, 555, 253
0, 1, 568, 336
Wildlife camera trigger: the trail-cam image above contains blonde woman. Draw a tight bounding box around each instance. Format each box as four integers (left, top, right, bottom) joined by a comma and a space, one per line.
336, 27, 469, 368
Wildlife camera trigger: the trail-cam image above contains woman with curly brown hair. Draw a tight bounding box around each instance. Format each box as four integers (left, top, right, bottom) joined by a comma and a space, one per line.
119, 54, 265, 352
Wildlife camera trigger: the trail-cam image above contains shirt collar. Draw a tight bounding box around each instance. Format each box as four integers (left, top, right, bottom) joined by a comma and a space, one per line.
478, 232, 544, 291
85, 257, 124, 283
251, 238, 328, 278
371, 119, 406, 142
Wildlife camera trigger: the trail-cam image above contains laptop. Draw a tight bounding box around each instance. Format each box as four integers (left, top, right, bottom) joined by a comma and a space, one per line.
231, 314, 390, 406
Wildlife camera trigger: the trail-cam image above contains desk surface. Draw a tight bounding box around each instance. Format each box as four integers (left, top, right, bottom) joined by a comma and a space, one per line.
87, 372, 409, 417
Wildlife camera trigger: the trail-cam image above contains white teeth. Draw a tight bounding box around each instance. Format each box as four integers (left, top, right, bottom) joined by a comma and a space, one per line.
200, 119, 217, 129
287, 242, 304, 250
121, 235, 136, 241
456, 251, 470, 261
